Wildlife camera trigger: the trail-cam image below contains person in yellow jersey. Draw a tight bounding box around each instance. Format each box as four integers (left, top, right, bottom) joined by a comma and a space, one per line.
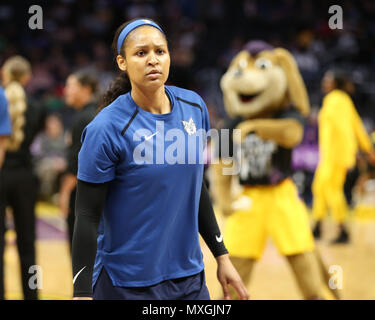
312, 69, 375, 243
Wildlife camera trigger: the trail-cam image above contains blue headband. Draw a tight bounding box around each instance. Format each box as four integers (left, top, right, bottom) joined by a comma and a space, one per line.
117, 19, 164, 55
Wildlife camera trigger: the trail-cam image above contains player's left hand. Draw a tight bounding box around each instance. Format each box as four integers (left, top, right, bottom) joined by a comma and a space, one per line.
216, 254, 250, 300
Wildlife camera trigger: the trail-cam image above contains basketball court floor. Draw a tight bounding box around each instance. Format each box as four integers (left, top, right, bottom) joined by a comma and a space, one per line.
4, 202, 375, 300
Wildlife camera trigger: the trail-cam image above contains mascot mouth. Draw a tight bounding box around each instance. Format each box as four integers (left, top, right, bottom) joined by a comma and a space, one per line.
238, 92, 261, 103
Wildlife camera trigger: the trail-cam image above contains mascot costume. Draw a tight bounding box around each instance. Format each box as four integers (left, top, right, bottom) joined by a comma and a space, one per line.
212, 41, 338, 299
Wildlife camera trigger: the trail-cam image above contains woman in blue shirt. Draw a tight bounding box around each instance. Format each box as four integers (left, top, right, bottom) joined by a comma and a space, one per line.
72, 18, 249, 300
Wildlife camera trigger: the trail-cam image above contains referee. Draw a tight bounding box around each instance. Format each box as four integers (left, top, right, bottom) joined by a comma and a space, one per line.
59, 71, 98, 252
72, 18, 249, 300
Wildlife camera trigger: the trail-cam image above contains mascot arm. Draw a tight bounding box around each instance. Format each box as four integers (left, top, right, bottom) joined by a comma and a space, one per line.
235, 118, 303, 149
211, 161, 234, 216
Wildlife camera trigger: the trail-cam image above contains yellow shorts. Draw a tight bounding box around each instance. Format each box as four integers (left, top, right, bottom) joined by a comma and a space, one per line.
225, 178, 315, 260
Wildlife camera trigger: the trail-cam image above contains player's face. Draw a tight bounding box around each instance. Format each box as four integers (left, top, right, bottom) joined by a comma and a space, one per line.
117, 26, 170, 91
64, 75, 83, 107
321, 72, 335, 94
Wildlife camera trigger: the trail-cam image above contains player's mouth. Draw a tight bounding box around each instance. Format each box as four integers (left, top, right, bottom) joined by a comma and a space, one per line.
238, 91, 261, 103
146, 70, 161, 76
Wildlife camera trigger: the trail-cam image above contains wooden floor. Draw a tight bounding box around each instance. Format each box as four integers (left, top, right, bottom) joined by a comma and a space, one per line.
4, 202, 375, 300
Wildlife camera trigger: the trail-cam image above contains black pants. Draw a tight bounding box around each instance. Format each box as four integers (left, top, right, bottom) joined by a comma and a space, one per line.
67, 188, 76, 254
0, 168, 38, 300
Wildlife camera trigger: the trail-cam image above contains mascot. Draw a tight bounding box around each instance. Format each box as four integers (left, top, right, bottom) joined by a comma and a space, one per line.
212, 41, 337, 299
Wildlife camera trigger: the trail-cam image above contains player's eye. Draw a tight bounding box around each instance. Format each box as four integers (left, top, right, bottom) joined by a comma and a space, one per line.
137, 50, 145, 57
254, 58, 272, 70
156, 48, 165, 55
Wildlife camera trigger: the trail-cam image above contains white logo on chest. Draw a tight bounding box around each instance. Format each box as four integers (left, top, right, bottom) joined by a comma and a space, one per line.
182, 117, 196, 136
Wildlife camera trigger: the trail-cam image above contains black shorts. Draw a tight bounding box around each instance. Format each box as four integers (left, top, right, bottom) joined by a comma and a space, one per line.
93, 268, 210, 300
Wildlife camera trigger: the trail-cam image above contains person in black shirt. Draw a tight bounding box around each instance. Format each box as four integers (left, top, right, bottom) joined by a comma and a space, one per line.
58, 71, 98, 252
0, 56, 46, 300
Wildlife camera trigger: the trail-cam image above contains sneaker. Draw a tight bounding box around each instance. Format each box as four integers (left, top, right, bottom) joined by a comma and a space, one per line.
331, 227, 349, 244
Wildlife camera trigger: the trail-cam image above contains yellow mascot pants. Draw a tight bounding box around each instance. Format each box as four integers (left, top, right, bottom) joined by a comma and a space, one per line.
312, 164, 348, 223
225, 178, 315, 260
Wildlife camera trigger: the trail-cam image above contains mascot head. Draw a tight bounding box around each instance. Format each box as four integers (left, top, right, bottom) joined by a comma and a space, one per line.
220, 40, 310, 119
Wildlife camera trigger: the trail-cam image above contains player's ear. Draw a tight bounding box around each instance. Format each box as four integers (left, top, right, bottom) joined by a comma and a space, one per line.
116, 55, 127, 72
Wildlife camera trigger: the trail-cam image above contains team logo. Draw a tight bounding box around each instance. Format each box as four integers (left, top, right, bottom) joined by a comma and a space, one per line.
182, 117, 196, 136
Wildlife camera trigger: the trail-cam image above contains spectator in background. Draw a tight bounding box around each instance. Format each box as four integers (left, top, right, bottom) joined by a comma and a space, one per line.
58, 71, 98, 253
0, 56, 46, 300
31, 113, 67, 201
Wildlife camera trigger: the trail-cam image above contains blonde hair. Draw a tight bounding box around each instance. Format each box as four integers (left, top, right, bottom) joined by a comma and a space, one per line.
2, 56, 31, 151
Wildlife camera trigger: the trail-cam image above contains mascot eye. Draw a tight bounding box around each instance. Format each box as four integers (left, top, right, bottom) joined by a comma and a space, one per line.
254, 58, 272, 70
239, 58, 248, 69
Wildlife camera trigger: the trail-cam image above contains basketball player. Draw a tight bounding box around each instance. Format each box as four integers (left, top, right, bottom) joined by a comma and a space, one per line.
72, 18, 249, 300
59, 71, 98, 252
312, 69, 375, 243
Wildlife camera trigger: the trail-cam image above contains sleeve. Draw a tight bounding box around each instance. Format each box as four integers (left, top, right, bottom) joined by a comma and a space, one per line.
351, 104, 373, 153
67, 112, 96, 175
0, 89, 11, 136
200, 96, 210, 133
72, 180, 109, 297
31, 96, 47, 135
318, 98, 336, 164
198, 181, 228, 257
77, 120, 122, 183
66, 144, 80, 176
198, 95, 211, 155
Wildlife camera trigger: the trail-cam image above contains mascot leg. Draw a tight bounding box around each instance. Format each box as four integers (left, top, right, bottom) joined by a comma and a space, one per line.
223, 186, 268, 299
313, 248, 341, 300
286, 251, 322, 299
227, 256, 255, 300
271, 180, 324, 299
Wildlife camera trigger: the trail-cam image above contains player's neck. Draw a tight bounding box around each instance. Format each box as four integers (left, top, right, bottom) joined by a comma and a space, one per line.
131, 85, 170, 114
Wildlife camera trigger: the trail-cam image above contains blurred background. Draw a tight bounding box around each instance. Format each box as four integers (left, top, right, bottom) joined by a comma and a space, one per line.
1, 0, 375, 299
